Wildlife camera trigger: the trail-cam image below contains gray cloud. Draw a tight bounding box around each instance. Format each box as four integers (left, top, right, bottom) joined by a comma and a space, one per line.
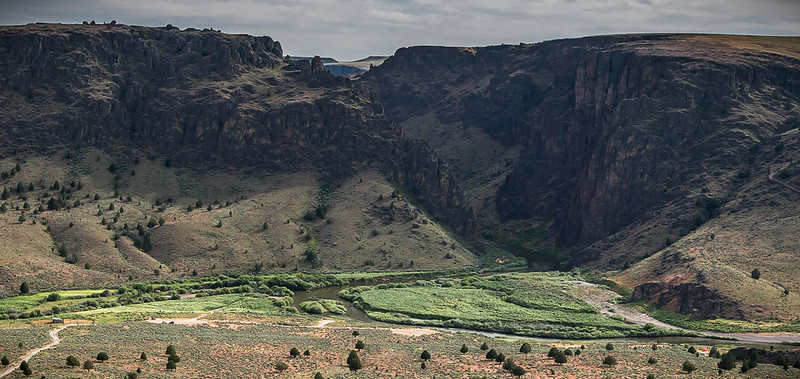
0, 0, 798, 60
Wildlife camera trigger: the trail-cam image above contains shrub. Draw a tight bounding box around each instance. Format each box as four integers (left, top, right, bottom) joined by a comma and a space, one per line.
460, 344, 469, 354
605, 343, 615, 351
603, 355, 617, 366
421, 350, 431, 360
66, 355, 80, 367
717, 352, 736, 371
486, 349, 497, 360
96, 352, 109, 361
751, 268, 761, 279
519, 342, 531, 354
648, 357, 657, 364
554, 350, 567, 364
347, 350, 362, 372
83, 360, 94, 372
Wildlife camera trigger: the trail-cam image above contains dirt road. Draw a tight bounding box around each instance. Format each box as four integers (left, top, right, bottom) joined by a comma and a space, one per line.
0, 324, 79, 378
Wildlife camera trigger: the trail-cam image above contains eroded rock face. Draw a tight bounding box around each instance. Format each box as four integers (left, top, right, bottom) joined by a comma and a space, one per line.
363, 34, 800, 252
632, 281, 739, 319
0, 23, 479, 242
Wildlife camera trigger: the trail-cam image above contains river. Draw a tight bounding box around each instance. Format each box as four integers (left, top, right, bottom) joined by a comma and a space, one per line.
290, 275, 800, 350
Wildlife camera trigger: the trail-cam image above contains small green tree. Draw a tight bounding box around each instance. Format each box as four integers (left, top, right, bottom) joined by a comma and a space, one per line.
547, 347, 559, 357
687, 346, 696, 354
355, 340, 365, 350
275, 361, 288, 372
66, 355, 80, 368
793, 359, 800, 369
126, 372, 138, 379
421, 350, 431, 361
480, 342, 489, 351
503, 358, 515, 370
140, 352, 147, 361
314, 373, 324, 379
303, 349, 311, 356
718, 352, 736, 370
460, 344, 469, 354
166, 360, 177, 371
682, 360, 697, 373
751, 268, 761, 279
554, 350, 567, 364
648, 357, 657, 364
709, 346, 721, 359
495, 352, 506, 363
603, 355, 617, 366
290, 347, 300, 358
168, 354, 180, 363
19, 360, 31, 376
19, 282, 29, 294
83, 360, 94, 372
352, 330, 359, 337
511, 365, 526, 376
347, 350, 362, 372
651, 343, 658, 351
605, 343, 615, 351
776, 353, 787, 368
520, 342, 531, 354
165, 345, 176, 356
1, 356, 9, 366
96, 352, 109, 361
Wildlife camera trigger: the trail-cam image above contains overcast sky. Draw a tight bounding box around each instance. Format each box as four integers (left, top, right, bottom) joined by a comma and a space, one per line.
1, 0, 798, 60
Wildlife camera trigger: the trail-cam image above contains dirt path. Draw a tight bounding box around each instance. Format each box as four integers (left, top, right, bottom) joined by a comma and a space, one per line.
0, 324, 81, 378
769, 164, 800, 195
574, 281, 800, 344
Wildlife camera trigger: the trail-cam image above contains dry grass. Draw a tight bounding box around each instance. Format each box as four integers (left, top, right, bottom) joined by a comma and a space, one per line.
0, 150, 478, 296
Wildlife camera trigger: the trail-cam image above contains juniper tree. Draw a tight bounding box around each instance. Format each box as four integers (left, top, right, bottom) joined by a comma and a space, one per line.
554, 350, 567, 364
486, 349, 497, 360
290, 347, 300, 358
1, 356, 9, 366
347, 350, 362, 372
421, 350, 431, 361
19, 360, 31, 376
520, 342, 531, 354
83, 360, 94, 372
460, 344, 469, 354
66, 355, 80, 368
682, 360, 697, 373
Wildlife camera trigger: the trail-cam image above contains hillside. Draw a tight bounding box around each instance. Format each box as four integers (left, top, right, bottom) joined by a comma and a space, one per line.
0, 23, 484, 296
361, 34, 800, 319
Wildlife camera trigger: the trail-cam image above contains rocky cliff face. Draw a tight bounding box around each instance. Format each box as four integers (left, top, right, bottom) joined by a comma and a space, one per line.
363, 34, 800, 319
363, 34, 800, 254
0, 23, 478, 241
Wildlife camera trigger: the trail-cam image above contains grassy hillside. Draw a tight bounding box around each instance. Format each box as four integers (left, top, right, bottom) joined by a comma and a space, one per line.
0, 148, 478, 296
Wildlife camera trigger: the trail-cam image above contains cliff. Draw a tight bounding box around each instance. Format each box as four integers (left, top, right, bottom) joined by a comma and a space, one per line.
362, 34, 800, 319
0, 23, 479, 242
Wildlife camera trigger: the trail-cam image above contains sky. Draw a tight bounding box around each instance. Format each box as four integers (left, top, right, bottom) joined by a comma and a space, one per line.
1, 0, 798, 60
